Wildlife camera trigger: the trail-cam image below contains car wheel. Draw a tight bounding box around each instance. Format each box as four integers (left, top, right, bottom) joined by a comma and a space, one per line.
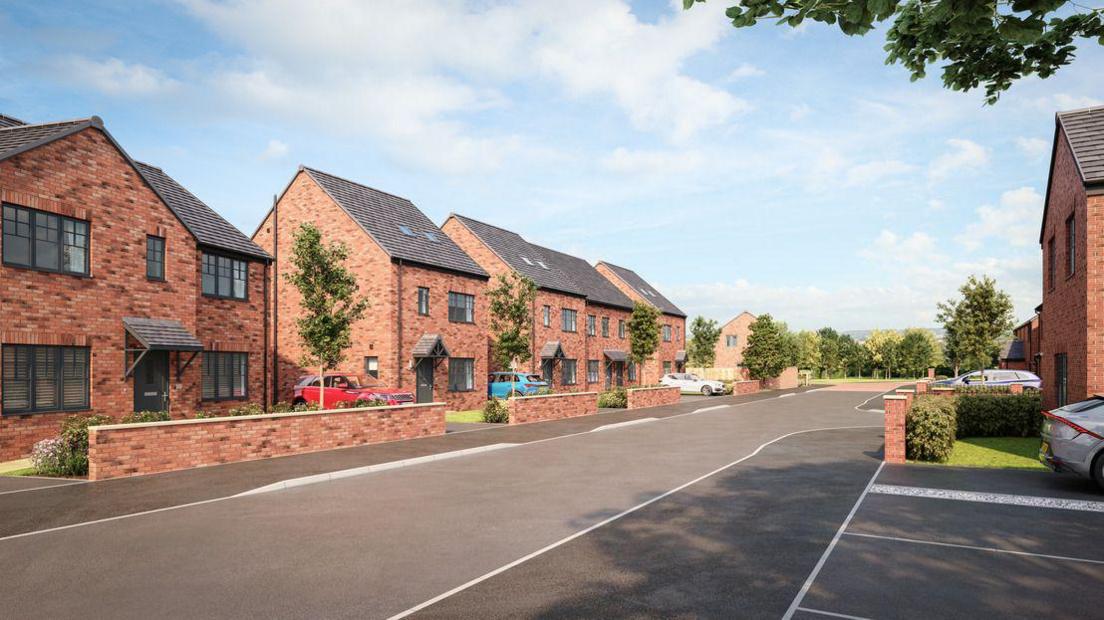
509, 390, 522, 398
1093, 452, 1104, 493
701, 385, 712, 396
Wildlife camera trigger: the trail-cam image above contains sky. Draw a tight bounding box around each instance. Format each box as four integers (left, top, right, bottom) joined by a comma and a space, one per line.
1, 0, 1099, 331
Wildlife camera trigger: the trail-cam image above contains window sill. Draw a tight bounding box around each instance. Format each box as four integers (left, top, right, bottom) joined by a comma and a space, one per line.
201, 396, 249, 402
448, 388, 476, 393
2, 406, 91, 417
147, 276, 166, 283
2, 261, 90, 279
202, 293, 249, 302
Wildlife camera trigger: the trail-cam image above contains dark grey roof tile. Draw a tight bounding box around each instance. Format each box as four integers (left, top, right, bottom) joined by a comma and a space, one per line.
449, 214, 583, 296
0, 114, 27, 128
1058, 106, 1104, 184
532, 244, 634, 310
123, 317, 204, 351
0, 118, 94, 161
598, 261, 685, 317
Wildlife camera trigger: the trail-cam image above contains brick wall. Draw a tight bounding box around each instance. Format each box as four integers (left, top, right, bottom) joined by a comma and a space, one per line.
88, 402, 446, 480
582, 304, 638, 390
883, 393, 911, 464
762, 366, 798, 390
713, 312, 754, 368
731, 379, 761, 395
627, 385, 680, 409
532, 289, 589, 393
507, 391, 597, 424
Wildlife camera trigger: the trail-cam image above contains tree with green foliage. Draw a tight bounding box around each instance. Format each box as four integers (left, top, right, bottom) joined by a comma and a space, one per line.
628, 302, 662, 380
688, 316, 722, 367
486, 272, 538, 396
743, 313, 793, 380
839, 334, 867, 377
794, 330, 821, 373
936, 275, 1014, 377
865, 329, 903, 378
284, 223, 370, 409
898, 328, 943, 377
684, 0, 1104, 103
817, 327, 843, 378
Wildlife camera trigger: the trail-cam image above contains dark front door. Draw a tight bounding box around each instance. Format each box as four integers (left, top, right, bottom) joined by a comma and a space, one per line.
416, 360, 434, 404
134, 351, 169, 412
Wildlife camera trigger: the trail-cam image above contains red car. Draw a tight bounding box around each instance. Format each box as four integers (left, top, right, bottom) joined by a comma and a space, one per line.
293, 374, 415, 407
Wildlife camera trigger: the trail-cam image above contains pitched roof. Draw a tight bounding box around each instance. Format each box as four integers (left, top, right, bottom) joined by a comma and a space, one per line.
0, 115, 269, 261
134, 162, 270, 261
448, 214, 582, 295
1000, 339, 1025, 362
1057, 106, 1104, 185
300, 167, 487, 278
540, 341, 566, 359
123, 317, 204, 352
412, 334, 449, 358
531, 244, 634, 310
597, 261, 686, 317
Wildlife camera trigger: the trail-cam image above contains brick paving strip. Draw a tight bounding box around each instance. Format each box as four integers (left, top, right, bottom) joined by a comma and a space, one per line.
0, 387, 814, 538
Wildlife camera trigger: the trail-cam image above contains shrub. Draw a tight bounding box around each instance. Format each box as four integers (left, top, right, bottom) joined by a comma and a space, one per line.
54, 414, 113, 476
954, 384, 1011, 395
120, 410, 170, 424
30, 437, 68, 476
597, 388, 627, 408
228, 402, 265, 417
482, 398, 510, 423
955, 393, 1043, 438
534, 387, 553, 396
906, 396, 957, 463
722, 382, 735, 396
334, 398, 386, 409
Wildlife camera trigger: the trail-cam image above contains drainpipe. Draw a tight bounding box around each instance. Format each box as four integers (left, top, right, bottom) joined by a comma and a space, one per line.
263, 259, 270, 410
397, 258, 404, 389
271, 194, 279, 406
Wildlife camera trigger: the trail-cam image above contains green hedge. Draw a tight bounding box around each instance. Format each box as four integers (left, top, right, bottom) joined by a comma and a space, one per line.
955, 393, 1043, 438
482, 399, 509, 423
906, 396, 957, 462
597, 388, 627, 408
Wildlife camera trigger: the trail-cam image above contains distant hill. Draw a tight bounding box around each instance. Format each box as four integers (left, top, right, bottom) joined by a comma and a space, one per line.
841, 328, 945, 343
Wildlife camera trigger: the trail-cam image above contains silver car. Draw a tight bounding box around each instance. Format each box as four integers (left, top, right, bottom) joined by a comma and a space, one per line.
1040, 397, 1104, 490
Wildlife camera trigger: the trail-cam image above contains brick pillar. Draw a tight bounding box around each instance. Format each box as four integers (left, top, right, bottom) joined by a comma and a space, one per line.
1009, 383, 1024, 395
928, 367, 935, 380
915, 380, 929, 394
883, 395, 908, 464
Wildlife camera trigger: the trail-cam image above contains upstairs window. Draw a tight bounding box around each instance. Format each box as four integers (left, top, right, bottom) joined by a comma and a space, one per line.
542, 305, 551, 327
1047, 237, 1056, 290
663, 325, 672, 342
562, 308, 577, 332
202, 253, 248, 300
601, 317, 610, 338
726, 335, 739, 348
3, 204, 88, 276
618, 319, 625, 339
586, 314, 596, 336
448, 292, 475, 323
146, 236, 165, 281
1067, 215, 1076, 277
417, 287, 430, 316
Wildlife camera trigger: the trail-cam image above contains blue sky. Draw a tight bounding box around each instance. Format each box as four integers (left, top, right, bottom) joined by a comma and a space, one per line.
2, 0, 1100, 330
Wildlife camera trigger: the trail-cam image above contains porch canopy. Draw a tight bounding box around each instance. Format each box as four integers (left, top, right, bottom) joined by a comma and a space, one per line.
413, 334, 449, 359
540, 341, 565, 360
675, 350, 687, 363
603, 349, 627, 363
122, 317, 203, 379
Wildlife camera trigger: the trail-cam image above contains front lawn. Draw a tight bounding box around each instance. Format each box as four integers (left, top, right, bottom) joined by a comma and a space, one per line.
0, 467, 37, 477
939, 437, 1046, 470
446, 409, 486, 424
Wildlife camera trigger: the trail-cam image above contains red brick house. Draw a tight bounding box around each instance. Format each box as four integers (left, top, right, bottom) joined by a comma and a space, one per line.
1038, 105, 1104, 408
253, 167, 490, 412
1, 115, 271, 459
999, 313, 1040, 373
713, 311, 755, 371
594, 262, 687, 383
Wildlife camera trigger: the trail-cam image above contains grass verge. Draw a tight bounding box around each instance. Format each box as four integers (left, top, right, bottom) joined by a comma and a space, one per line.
446, 409, 487, 424
935, 437, 1046, 470
0, 467, 37, 477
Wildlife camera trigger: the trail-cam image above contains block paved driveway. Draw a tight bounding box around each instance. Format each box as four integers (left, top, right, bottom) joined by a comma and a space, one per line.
3, 386, 1102, 619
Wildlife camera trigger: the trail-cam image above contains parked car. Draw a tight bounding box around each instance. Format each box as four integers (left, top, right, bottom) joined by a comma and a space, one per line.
293, 374, 415, 406
932, 369, 1041, 390
1040, 397, 1104, 490
488, 372, 549, 398
661, 373, 725, 396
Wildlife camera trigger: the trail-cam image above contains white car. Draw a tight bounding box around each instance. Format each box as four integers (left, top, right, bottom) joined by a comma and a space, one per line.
661, 373, 725, 396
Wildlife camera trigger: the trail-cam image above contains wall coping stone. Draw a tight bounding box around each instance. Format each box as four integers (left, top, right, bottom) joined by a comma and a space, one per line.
883, 395, 907, 400
509, 391, 598, 401
627, 386, 678, 393
90, 402, 446, 431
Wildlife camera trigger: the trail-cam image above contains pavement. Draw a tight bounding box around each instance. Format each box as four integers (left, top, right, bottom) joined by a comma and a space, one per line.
3, 384, 1102, 619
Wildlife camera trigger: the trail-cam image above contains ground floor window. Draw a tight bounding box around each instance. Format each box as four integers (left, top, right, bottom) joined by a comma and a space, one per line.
202, 351, 248, 401
542, 359, 554, 384
663, 361, 672, 374
628, 361, 636, 382
562, 359, 578, 385
587, 360, 599, 383
1055, 353, 1068, 407
365, 356, 379, 379
1, 345, 89, 414
449, 358, 475, 392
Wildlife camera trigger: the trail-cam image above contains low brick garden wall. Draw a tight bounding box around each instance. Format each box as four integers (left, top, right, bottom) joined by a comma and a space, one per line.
762, 367, 799, 390
732, 380, 761, 395
508, 392, 598, 424
88, 403, 447, 481
627, 386, 681, 409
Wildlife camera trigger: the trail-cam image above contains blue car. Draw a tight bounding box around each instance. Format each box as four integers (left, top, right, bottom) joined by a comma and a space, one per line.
488, 371, 548, 398
933, 369, 1041, 390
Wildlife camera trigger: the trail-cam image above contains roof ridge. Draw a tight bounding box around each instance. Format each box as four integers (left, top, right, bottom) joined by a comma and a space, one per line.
300, 165, 414, 204
1057, 104, 1104, 117
450, 212, 531, 238
0, 116, 99, 132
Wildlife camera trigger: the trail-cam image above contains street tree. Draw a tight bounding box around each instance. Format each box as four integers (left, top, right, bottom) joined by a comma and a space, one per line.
688, 316, 722, 367
683, 0, 1104, 103
487, 272, 538, 396
839, 334, 867, 377
628, 302, 662, 380
284, 223, 370, 410
743, 313, 793, 380
936, 275, 1014, 377
794, 330, 822, 373
865, 329, 903, 379
817, 327, 843, 378
898, 328, 943, 377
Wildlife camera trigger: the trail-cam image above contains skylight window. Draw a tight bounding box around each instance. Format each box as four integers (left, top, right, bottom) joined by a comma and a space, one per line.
424, 231, 438, 242
399, 225, 417, 237
537, 261, 549, 269
521, 256, 534, 265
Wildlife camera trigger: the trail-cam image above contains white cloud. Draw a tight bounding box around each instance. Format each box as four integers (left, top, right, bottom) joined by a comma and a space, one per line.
859, 229, 944, 265
928, 199, 945, 211
1033, 93, 1102, 112
955, 186, 1042, 251
1015, 136, 1050, 159
788, 103, 811, 121
51, 56, 179, 96
727, 62, 765, 80
844, 159, 914, 187
259, 138, 288, 160
928, 138, 989, 182
601, 147, 703, 175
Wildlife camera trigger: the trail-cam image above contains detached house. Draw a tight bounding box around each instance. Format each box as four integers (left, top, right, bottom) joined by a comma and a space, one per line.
0, 115, 271, 459
1039, 105, 1104, 408
253, 167, 490, 411
595, 262, 688, 382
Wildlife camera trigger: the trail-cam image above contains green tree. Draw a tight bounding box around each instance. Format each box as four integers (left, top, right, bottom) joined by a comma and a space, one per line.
743, 313, 792, 380
865, 329, 903, 379
898, 328, 943, 377
684, 0, 1104, 103
839, 334, 867, 377
284, 223, 370, 409
688, 316, 722, 367
817, 327, 843, 378
486, 272, 537, 396
936, 275, 1014, 377
794, 330, 822, 373
628, 302, 662, 380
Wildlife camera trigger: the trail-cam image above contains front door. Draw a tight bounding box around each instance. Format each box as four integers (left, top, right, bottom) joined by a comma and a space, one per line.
416, 360, 434, 404
134, 351, 169, 412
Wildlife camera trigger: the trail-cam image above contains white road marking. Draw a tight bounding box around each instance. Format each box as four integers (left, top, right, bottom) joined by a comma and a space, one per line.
387, 424, 884, 620
0, 496, 233, 543
781, 461, 886, 620
590, 418, 657, 432
797, 607, 874, 620
870, 484, 1104, 513
236, 444, 520, 496
692, 404, 729, 413
0, 481, 86, 496
778, 393, 795, 398
843, 531, 1104, 565
854, 391, 890, 413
